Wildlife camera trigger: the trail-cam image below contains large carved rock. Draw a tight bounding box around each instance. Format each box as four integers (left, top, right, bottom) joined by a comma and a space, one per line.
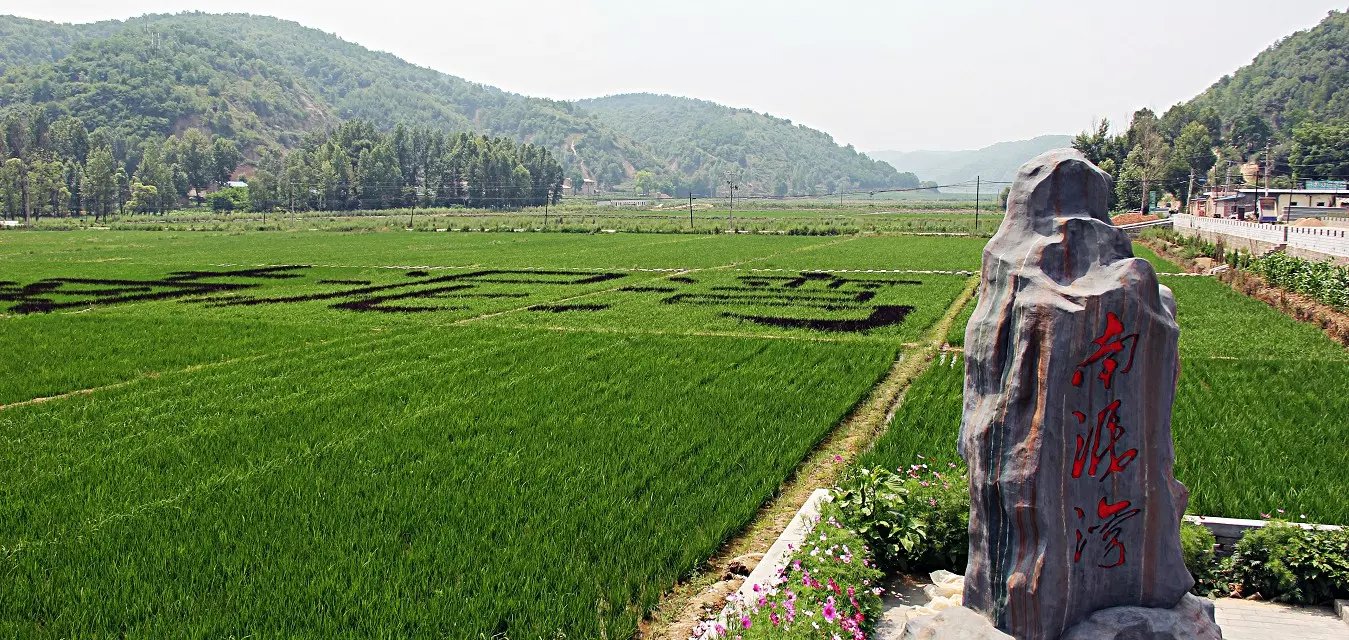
959, 149, 1194, 639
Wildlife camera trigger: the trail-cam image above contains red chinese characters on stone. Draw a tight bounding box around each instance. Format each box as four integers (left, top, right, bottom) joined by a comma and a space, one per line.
1073, 498, 1143, 568
1070, 400, 1139, 481
1069, 312, 1143, 569
1071, 311, 1139, 390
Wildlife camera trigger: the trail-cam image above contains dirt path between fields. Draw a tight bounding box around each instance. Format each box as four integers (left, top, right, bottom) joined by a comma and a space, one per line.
638, 275, 979, 640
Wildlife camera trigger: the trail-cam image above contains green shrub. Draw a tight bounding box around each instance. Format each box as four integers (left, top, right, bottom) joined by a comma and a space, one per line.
1180, 521, 1217, 593
832, 463, 969, 575
1225, 522, 1349, 604
1250, 252, 1349, 309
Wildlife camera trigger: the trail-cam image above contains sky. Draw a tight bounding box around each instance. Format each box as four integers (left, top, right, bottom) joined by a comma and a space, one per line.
2, 0, 1344, 151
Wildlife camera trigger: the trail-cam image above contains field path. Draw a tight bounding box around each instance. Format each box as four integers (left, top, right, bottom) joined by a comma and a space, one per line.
645, 274, 979, 640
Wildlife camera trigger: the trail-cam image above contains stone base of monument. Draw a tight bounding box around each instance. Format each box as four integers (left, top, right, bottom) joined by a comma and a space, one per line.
885, 572, 1222, 640
1060, 593, 1223, 640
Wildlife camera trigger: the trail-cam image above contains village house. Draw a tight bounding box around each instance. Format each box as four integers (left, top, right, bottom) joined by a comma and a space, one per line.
1188, 183, 1349, 222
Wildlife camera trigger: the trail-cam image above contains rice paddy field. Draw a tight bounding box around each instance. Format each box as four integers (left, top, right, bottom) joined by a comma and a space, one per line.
2, 226, 1345, 637
0, 230, 978, 638
865, 271, 1349, 525
29, 201, 1003, 236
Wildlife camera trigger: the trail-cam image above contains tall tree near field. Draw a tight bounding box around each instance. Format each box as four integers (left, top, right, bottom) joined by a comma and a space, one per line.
135, 143, 176, 214
82, 146, 118, 222
1116, 113, 1170, 212
1170, 121, 1216, 206
0, 158, 25, 220
30, 156, 70, 218
356, 141, 401, 209
175, 129, 214, 205
211, 137, 242, 186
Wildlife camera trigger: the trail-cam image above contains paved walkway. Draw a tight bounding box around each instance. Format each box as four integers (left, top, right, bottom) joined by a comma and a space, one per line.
1213, 598, 1346, 640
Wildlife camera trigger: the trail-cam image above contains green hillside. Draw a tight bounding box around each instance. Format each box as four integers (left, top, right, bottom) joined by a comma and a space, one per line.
1070, 9, 1349, 210
576, 93, 919, 195
1180, 9, 1349, 144
0, 13, 920, 195
0, 13, 658, 186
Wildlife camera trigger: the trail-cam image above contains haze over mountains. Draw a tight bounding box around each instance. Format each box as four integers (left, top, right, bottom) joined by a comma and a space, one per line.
0, 13, 915, 196
2, 8, 1347, 200
868, 135, 1074, 191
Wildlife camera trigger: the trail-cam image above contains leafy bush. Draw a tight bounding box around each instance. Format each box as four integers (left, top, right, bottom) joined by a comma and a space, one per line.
1224, 522, 1349, 604
1180, 521, 1217, 593
833, 463, 969, 575
208, 186, 249, 213
696, 506, 884, 639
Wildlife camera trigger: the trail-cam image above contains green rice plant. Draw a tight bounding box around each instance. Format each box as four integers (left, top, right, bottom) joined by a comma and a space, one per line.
859, 353, 966, 472
0, 326, 900, 637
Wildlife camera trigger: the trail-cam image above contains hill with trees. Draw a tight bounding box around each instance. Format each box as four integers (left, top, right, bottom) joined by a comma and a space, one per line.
1075, 9, 1349, 211
0, 13, 921, 199
868, 135, 1073, 191
575, 93, 920, 196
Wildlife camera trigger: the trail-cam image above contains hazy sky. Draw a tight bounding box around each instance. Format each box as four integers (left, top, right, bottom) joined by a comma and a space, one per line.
3, 1, 1343, 151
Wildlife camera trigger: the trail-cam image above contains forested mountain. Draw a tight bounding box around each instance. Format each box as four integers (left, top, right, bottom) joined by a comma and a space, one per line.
0, 13, 920, 196
1073, 9, 1349, 211
576, 94, 920, 196
868, 135, 1072, 191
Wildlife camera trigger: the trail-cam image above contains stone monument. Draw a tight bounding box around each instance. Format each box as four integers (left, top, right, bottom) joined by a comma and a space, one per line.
955, 149, 1221, 639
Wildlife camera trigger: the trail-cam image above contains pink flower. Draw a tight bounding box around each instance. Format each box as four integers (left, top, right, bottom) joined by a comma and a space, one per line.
752, 584, 761, 593
770, 612, 781, 626
741, 614, 752, 629
834, 454, 844, 462
823, 596, 838, 622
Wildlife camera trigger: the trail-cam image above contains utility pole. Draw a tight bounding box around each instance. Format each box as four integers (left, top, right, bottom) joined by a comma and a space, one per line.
689, 191, 694, 230
726, 180, 737, 232
1263, 143, 1273, 223
1186, 168, 1196, 216
974, 176, 981, 234
543, 189, 550, 229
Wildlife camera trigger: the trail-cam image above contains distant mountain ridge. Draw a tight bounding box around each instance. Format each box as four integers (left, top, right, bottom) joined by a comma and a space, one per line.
868, 135, 1073, 191
578, 94, 919, 195
0, 13, 922, 195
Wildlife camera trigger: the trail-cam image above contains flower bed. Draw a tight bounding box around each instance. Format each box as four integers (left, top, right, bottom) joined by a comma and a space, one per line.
694, 506, 884, 639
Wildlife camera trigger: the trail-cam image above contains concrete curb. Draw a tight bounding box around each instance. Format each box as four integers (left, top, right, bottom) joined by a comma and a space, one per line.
735, 488, 832, 603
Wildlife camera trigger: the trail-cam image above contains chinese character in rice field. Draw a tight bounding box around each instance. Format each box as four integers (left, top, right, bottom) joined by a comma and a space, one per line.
641, 271, 921, 333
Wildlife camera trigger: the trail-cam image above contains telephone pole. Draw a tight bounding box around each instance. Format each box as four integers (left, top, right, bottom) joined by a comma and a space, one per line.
726, 180, 738, 232
974, 176, 981, 234
688, 192, 694, 230
1186, 168, 1196, 215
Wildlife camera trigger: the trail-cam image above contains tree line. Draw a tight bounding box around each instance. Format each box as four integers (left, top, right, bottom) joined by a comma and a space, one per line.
1074, 105, 1349, 213
0, 109, 563, 222
246, 121, 563, 213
